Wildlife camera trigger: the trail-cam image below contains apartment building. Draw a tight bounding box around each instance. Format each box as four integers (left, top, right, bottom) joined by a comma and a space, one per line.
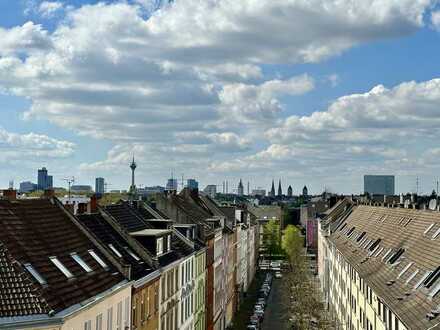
194, 248, 207, 330
319, 200, 440, 330
0, 191, 131, 330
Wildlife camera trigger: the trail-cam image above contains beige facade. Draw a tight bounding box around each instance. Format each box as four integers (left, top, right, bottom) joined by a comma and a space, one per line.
159, 263, 180, 330
62, 282, 132, 330
132, 274, 160, 330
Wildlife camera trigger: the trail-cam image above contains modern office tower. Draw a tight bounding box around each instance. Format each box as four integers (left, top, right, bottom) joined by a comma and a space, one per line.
364, 175, 395, 195
95, 177, 105, 194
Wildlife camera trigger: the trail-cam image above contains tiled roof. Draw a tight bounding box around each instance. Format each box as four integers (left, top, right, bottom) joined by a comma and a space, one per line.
0, 243, 49, 316
329, 205, 440, 329
104, 202, 194, 267
77, 213, 154, 280
0, 199, 124, 316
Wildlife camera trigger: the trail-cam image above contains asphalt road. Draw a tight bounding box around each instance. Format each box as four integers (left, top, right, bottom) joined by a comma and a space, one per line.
261, 275, 289, 330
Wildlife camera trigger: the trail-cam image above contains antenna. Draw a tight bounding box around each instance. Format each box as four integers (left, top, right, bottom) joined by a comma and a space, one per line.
181, 173, 184, 190
63, 176, 75, 201
104, 182, 111, 193
416, 176, 419, 195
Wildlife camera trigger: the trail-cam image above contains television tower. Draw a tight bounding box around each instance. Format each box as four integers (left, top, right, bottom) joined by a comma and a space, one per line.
129, 156, 137, 195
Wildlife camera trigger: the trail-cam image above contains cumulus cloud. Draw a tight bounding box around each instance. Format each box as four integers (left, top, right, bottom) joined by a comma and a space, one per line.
38, 1, 64, 18
0, 22, 52, 56
432, 11, 440, 30
0, 127, 75, 159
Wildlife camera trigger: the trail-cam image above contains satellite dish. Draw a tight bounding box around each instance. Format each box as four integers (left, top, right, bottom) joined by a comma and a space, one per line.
404, 200, 410, 208
429, 199, 437, 211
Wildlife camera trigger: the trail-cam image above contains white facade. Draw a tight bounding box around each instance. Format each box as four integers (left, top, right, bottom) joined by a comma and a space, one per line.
178, 254, 195, 330
159, 263, 180, 330
213, 231, 225, 330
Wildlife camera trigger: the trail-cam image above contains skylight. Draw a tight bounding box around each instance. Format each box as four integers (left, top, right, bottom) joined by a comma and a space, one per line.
432, 228, 440, 240
405, 269, 419, 285
397, 262, 413, 279
89, 250, 109, 269
50, 256, 74, 278
414, 271, 432, 290
424, 223, 435, 235
429, 280, 440, 299
71, 252, 92, 272
388, 248, 405, 264
423, 266, 440, 288
108, 244, 122, 258
382, 249, 393, 261
125, 247, 140, 261
374, 247, 384, 258
24, 263, 46, 285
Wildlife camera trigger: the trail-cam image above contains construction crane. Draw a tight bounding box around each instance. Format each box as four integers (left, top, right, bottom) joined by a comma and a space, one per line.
63, 177, 75, 201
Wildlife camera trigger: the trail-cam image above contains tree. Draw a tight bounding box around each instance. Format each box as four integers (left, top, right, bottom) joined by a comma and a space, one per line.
262, 219, 282, 256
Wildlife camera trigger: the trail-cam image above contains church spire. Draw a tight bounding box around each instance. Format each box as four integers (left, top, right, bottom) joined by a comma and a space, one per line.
270, 179, 275, 197
277, 179, 282, 197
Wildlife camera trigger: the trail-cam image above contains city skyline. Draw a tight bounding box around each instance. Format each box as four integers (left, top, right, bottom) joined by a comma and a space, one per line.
1, 1, 440, 194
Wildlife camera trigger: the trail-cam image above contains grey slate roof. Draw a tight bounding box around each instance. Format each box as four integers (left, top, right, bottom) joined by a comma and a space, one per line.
328, 204, 440, 329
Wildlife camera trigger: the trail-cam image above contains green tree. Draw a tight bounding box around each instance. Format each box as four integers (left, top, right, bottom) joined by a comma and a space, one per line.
262, 219, 282, 256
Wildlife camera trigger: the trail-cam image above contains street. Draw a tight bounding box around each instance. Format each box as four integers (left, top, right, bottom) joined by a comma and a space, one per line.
261, 274, 289, 330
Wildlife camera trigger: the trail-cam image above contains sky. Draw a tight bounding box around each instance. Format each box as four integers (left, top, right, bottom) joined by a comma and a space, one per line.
1, 0, 440, 195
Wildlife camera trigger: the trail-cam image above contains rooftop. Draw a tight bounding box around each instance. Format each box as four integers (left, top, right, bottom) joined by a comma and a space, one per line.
130, 229, 172, 237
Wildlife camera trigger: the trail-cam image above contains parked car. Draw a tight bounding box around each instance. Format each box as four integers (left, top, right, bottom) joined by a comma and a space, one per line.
247, 325, 258, 330
275, 271, 282, 278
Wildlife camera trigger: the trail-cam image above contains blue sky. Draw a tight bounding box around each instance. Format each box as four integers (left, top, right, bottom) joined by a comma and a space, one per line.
1, 0, 440, 194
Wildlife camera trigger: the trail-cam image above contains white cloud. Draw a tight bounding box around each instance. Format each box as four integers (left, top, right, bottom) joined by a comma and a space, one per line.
0, 127, 75, 159
0, 22, 52, 56
38, 1, 64, 18
432, 11, 440, 30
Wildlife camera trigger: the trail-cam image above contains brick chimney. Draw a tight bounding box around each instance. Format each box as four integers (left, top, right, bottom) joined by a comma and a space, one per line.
44, 189, 55, 199
2, 189, 16, 201
89, 194, 98, 213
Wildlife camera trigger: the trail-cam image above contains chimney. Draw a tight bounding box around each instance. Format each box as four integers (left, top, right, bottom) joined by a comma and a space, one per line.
89, 194, 98, 213
44, 189, 55, 199
3, 189, 16, 201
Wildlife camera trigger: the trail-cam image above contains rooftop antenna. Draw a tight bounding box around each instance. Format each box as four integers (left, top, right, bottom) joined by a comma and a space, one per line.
63, 176, 75, 201
416, 176, 419, 195
181, 173, 184, 190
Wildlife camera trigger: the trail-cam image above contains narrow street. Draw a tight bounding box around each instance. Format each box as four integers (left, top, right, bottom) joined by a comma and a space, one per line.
261, 275, 289, 330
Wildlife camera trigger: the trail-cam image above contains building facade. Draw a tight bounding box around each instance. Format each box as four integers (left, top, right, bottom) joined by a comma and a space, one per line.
194, 249, 206, 330
95, 177, 105, 195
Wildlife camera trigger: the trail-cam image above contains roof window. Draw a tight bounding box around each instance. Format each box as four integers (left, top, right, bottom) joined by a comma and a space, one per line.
424, 223, 435, 236
88, 249, 109, 269
125, 247, 140, 261
356, 232, 366, 242
414, 271, 432, 290
108, 244, 122, 258
50, 256, 74, 278
397, 262, 413, 279
423, 266, 440, 288
405, 269, 419, 285
24, 263, 47, 285
71, 252, 92, 272
432, 228, 440, 240
388, 248, 405, 265
381, 249, 393, 262
369, 238, 381, 251
374, 247, 384, 257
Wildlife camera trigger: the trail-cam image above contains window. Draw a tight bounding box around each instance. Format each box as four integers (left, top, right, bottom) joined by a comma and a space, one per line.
89, 250, 109, 269
405, 269, 419, 285
107, 307, 113, 330
414, 271, 432, 290
157, 237, 164, 256
432, 227, 440, 239
117, 301, 123, 329
424, 223, 435, 235
50, 256, 74, 278
397, 262, 413, 279
125, 247, 140, 261
96, 314, 103, 330
124, 297, 130, 326
167, 235, 171, 251
24, 263, 46, 285
108, 244, 123, 258
84, 320, 92, 330
71, 253, 93, 272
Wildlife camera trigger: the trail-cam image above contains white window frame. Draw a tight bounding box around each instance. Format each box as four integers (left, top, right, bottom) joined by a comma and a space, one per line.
108, 244, 123, 258
89, 250, 109, 269
71, 252, 92, 272
24, 263, 47, 285
50, 256, 74, 278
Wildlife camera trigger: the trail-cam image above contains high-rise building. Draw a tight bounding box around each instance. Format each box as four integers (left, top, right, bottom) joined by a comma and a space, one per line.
187, 179, 199, 190
237, 179, 244, 196
277, 179, 282, 197
287, 185, 293, 197
19, 181, 37, 193
166, 178, 178, 191
37, 167, 53, 190
95, 177, 105, 195
203, 185, 217, 198
364, 175, 395, 195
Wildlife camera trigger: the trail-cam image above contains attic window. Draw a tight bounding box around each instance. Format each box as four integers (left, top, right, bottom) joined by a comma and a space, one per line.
125, 247, 140, 261
423, 266, 440, 288
356, 232, 366, 242
397, 262, 413, 279
374, 247, 384, 257
388, 248, 405, 264
432, 228, 440, 240
424, 223, 435, 235
382, 249, 393, 262
369, 238, 381, 251
108, 244, 122, 258
50, 256, 74, 278
405, 269, 419, 285
429, 280, 440, 299
88, 250, 109, 269
167, 235, 171, 251
71, 253, 92, 272
156, 237, 164, 256
414, 271, 432, 290
346, 227, 355, 237
24, 263, 46, 285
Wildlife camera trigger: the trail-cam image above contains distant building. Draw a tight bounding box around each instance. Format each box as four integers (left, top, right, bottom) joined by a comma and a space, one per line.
137, 186, 165, 197
70, 185, 93, 194
287, 185, 293, 197
19, 181, 37, 193
203, 185, 217, 198
364, 175, 395, 195
95, 177, 105, 194
187, 178, 199, 190
251, 189, 266, 197
166, 178, 178, 191
269, 180, 275, 197
277, 179, 282, 197
37, 167, 53, 190
303, 185, 308, 198
237, 179, 244, 196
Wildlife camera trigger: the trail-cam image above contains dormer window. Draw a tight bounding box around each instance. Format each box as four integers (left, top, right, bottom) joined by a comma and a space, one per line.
50, 256, 74, 278
157, 237, 164, 256
167, 235, 171, 252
